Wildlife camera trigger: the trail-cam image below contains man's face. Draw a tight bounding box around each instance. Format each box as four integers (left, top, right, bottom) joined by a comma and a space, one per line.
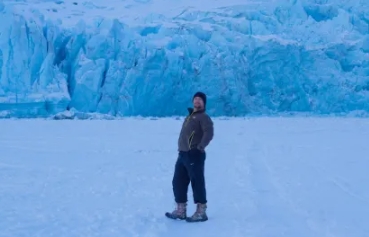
193, 97, 204, 109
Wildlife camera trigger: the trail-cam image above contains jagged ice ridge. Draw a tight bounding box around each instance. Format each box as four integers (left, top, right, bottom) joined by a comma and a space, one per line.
0, 0, 369, 118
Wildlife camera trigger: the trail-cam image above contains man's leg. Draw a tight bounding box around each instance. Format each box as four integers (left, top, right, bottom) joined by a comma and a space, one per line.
172, 153, 191, 203
166, 152, 190, 220
185, 150, 208, 222
187, 151, 207, 204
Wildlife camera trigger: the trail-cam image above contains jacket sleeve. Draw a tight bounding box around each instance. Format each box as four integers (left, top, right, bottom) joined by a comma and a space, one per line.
197, 115, 214, 151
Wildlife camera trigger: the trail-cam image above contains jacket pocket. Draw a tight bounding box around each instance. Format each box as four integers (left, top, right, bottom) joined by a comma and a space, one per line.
188, 131, 195, 149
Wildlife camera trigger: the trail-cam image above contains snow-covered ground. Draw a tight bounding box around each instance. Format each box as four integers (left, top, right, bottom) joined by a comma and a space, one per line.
0, 117, 368, 237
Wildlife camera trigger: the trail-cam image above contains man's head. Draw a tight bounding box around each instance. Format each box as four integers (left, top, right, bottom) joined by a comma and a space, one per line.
193, 92, 206, 111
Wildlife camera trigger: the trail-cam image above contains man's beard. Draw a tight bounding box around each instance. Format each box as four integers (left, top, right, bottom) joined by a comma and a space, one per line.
194, 104, 202, 110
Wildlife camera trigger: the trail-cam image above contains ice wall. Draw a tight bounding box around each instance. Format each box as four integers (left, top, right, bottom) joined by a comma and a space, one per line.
0, 0, 369, 118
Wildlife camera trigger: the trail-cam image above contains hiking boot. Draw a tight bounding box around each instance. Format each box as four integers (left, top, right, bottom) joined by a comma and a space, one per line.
165, 203, 187, 220
186, 203, 208, 222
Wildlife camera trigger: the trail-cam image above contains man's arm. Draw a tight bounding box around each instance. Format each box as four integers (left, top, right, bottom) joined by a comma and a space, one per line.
197, 115, 214, 151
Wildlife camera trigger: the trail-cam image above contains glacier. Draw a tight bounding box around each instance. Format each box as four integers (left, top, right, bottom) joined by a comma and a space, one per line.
0, 0, 369, 118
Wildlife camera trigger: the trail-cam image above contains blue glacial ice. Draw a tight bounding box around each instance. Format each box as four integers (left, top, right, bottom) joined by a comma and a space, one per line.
0, 0, 369, 118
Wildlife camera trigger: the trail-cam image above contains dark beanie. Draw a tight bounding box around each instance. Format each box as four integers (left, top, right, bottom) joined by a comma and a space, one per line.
193, 91, 207, 106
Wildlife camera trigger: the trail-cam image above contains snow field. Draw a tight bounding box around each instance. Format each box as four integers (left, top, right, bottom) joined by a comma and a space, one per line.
0, 117, 368, 237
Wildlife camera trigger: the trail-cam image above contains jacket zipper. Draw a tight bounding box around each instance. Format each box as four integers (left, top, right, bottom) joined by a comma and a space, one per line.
184, 110, 195, 127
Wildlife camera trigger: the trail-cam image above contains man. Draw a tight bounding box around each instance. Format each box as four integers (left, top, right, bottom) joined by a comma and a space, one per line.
165, 92, 214, 222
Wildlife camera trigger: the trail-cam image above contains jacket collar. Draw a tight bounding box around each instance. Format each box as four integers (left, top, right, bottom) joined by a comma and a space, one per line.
187, 107, 205, 115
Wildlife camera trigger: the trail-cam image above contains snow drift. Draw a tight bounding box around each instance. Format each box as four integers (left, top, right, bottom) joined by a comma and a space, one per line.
0, 0, 369, 117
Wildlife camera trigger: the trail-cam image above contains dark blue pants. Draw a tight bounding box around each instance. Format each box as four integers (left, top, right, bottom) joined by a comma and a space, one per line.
172, 150, 207, 204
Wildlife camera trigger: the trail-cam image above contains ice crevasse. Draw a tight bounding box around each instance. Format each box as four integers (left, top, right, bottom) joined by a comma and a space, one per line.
0, 0, 368, 118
